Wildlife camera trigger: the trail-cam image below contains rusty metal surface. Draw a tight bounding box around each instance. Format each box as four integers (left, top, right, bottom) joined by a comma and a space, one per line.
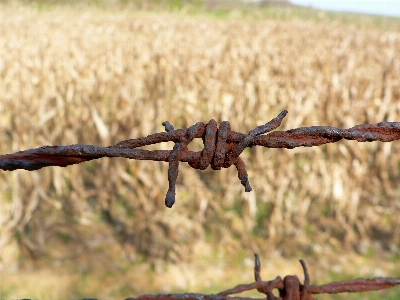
308, 277, 400, 294
125, 254, 400, 300
1, 110, 400, 207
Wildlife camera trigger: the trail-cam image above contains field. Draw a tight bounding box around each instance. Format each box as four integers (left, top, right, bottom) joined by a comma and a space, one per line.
1, 1, 400, 299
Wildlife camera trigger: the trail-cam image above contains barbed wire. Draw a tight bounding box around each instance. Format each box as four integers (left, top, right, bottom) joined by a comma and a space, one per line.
1, 110, 400, 207
2, 111, 400, 299
125, 254, 400, 300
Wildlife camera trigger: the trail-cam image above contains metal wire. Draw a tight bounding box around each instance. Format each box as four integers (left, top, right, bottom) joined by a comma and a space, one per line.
2, 111, 400, 298
1, 110, 400, 207
125, 254, 400, 300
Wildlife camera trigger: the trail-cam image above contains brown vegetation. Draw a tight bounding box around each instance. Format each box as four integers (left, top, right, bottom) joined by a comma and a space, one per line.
0, 2, 400, 277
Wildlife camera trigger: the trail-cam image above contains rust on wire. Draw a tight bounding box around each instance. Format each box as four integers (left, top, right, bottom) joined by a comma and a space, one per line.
125, 254, 400, 300
1, 110, 400, 207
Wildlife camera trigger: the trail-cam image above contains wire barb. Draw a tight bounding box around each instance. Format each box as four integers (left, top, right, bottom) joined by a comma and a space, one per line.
1, 110, 400, 207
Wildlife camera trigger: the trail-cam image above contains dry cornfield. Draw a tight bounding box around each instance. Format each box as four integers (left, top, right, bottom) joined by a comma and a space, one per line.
1, 2, 400, 273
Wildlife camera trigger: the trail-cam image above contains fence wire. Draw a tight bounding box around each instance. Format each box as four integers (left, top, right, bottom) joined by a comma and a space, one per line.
126, 254, 400, 300
1, 110, 400, 208
2, 110, 400, 298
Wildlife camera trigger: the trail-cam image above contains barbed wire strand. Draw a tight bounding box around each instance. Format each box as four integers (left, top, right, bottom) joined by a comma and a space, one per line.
1, 110, 400, 207
125, 254, 400, 300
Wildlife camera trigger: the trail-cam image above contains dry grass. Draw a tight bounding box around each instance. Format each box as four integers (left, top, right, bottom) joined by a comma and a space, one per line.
1, 2, 400, 299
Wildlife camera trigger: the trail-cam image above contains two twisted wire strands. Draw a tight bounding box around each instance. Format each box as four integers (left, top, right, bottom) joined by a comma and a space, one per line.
2, 110, 400, 208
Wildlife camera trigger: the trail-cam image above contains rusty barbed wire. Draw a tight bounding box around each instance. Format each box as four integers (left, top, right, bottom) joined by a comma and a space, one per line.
1, 110, 400, 207
125, 254, 400, 300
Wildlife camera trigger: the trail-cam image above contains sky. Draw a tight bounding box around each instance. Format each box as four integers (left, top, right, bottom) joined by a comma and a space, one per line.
290, 0, 400, 18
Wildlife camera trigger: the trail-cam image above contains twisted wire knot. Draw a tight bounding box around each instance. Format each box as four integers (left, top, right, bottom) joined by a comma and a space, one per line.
162, 110, 288, 207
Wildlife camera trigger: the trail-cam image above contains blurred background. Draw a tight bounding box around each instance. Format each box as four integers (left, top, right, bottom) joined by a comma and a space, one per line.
291, 0, 400, 17
0, 0, 400, 299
